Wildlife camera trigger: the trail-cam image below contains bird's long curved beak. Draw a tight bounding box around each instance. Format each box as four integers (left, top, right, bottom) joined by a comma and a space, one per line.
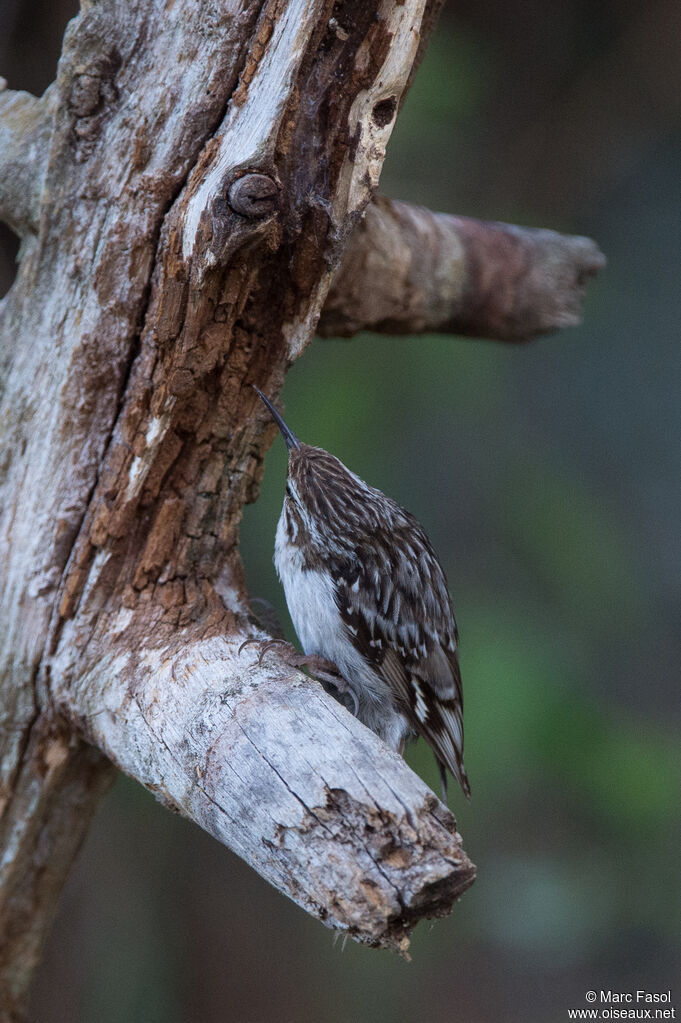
253, 386, 301, 451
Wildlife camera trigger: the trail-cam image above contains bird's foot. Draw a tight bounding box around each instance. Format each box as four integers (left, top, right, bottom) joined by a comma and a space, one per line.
298, 654, 361, 718
240, 638, 358, 716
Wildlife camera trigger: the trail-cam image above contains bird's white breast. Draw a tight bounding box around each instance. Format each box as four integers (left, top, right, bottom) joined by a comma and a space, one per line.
274, 506, 408, 750
274, 509, 346, 661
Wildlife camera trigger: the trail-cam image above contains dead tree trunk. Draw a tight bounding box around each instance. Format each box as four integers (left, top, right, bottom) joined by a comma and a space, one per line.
0, 2, 603, 1017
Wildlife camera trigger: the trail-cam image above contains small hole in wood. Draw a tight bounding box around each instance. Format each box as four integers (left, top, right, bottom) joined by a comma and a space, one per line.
371, 97, 397, 128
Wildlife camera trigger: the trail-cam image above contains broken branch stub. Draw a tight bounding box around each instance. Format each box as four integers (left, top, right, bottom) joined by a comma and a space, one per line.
227, 172, 280, 219
318, 195, 606, 341
51, 629, 475, 952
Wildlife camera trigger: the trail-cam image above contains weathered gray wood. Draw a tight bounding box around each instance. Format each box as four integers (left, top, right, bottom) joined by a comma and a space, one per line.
52, 629, 473, 951
0, 83, 54, 238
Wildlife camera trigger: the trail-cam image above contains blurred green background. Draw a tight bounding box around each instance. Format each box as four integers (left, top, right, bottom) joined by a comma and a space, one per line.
1, 2, 679, 1021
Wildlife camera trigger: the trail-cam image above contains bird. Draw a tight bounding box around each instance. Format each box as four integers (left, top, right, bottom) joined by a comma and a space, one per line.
253, 386, 470, 800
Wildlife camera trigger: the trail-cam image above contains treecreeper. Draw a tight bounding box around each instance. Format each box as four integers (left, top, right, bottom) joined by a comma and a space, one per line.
255, 387, 470, 801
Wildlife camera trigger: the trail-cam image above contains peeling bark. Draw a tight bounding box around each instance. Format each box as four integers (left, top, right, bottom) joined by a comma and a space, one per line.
319, 195, 606, 341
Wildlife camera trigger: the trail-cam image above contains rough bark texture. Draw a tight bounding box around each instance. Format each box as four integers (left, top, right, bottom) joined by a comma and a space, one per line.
319, 195, 606, 341
0, 0, 603, 1016
53, 631, 473, 951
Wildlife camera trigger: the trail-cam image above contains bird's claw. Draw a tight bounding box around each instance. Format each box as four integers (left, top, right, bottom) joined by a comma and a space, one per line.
238, 637, 259, 656
238, 637, 289, 666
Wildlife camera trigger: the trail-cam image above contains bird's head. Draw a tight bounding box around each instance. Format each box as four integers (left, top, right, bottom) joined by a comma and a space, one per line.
254, 386, 372, 540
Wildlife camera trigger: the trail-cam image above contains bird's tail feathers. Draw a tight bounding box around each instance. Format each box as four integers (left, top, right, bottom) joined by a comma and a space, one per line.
436, 754, 471, 803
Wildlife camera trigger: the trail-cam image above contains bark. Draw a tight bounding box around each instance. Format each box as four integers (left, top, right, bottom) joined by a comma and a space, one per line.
0, 0, 603, 1015
53, 628, 473, 952
319, 195, 606, 341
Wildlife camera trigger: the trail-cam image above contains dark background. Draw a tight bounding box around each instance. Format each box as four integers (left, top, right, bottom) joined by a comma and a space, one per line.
1, 2, 679, 1021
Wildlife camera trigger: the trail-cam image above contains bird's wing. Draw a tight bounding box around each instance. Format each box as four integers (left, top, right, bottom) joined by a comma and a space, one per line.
332, 521, 470, 798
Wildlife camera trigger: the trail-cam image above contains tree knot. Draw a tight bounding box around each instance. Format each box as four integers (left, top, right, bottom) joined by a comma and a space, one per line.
227, 172, 280, 219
